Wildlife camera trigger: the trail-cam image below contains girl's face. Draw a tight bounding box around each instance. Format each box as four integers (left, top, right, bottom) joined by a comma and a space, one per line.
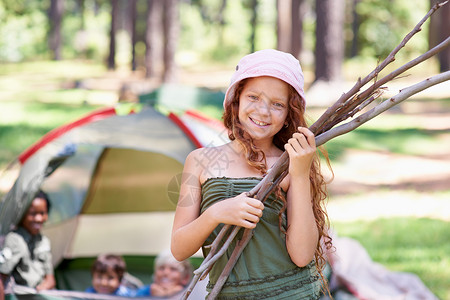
238, 76, 289, 143
154, 263, 187, 287
92, 269, 121, 294
21, 197, 48, 236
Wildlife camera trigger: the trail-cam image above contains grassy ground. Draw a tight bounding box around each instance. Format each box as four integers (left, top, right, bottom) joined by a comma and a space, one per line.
332, 218, 449, 299
0, 60, 449, 299
0, 101, 100, 167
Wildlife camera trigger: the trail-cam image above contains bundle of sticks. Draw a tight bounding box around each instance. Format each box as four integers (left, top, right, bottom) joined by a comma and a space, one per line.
183, 1, 450, 299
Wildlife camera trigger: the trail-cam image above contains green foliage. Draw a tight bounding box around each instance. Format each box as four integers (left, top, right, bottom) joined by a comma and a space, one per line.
1, 0, 47, 16
353, 0, 429, 59
332, 218, 450, 300
0, 7, 48, 61
179, 0, 261, 65
0, 0, 434, 64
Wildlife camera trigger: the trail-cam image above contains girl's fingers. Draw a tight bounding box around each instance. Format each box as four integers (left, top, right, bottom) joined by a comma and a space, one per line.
234, 194, 264, 227
286, 128, 316, 153
242, 220, 257, 229
287, 134, 307, 153
284, 142, 297, 156
247, 205, 263, 218
244, 213, 260, 224
297, 127, 316, 147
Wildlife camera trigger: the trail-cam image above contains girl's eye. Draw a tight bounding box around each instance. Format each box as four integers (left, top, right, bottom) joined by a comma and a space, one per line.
248, 95, 259, 101
273, 102, 285, 108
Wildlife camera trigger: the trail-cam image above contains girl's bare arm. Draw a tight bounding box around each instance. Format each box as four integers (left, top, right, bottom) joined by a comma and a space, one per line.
171, 149, 264, 261
284, 127, 319, 267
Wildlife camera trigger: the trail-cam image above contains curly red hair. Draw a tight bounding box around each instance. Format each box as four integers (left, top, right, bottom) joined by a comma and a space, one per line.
222, 79, 333, 291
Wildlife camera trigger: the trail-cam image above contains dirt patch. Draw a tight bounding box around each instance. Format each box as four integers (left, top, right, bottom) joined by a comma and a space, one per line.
326, 190, 450, 222
325, 149, 450, 222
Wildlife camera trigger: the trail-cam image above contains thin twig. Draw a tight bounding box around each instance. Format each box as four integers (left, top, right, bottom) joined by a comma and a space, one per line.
315, 71, 450, 146
208, 229, 254, 299
310, 0, 446, 134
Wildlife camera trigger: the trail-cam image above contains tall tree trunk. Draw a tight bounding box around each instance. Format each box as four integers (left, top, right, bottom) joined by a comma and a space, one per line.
276, 0, 291, 52
145, 0, 164, 78
130, 0, 137, 71
249, 0, 258, 53
429, 0, 450, 71
291, 0, 305, 58
77, 0, 85, 30
438, 3, 450, 71
216, 0, 228, 50
108, 0, 118, 70
162, 0, 179, 83
314, 0, 345, 82
48, 0, 64, 60
349, 0, 360, 58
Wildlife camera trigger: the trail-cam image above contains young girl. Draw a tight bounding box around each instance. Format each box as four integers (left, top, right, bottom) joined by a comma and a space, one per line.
0, 190, 55, 294
171, 49, 331, 299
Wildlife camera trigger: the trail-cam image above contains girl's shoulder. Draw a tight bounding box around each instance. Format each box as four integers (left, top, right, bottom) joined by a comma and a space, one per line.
4, 229, 27, 246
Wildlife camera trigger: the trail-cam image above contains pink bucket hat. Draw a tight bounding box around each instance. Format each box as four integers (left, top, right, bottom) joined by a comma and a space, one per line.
223, 49, 305, 110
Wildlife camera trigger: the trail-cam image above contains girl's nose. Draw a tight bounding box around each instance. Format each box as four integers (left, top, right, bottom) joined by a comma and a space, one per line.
256, 99, 270, 115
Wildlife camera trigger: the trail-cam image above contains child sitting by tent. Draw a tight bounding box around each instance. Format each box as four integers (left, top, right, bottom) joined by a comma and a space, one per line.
85, 254, 135, 297
134, 249, 192, 298
0, 190, 56, 295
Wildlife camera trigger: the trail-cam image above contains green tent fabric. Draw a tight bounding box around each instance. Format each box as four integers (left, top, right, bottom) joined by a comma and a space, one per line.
139, 84, 225, 112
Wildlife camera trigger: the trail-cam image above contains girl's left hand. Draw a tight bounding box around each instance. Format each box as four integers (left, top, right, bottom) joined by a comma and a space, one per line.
284, 127, 316, 178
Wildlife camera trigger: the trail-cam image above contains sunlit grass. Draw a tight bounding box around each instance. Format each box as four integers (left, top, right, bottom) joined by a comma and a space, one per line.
332, 218, 450, 300
325, 127, 445, 158
0, 101, 100, 166
0, 60, 106, 77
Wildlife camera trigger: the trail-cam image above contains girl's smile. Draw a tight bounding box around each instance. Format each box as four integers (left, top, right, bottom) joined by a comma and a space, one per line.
249, 117, 270, 127
21, 197, 49, 236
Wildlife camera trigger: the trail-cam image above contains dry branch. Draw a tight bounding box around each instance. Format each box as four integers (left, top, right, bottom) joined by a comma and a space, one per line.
181, 1, 449, 299
315, 70, 450, 146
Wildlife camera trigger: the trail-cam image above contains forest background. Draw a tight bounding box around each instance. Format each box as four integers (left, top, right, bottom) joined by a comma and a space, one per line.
0, 0, 449, 299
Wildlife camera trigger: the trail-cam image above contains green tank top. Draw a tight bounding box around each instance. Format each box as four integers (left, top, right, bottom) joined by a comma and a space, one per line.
201, 177, 322, 299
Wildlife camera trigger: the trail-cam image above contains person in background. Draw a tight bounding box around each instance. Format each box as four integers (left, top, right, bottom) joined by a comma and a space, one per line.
85, 254, 135, 297
0, 190, 56, 294
135, 249, 192, 298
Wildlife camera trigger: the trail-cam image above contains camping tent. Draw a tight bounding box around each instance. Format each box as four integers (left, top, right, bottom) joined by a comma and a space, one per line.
0, 104, 228, 293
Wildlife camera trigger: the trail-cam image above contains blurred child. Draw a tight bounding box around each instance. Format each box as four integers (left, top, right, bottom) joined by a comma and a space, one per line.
0, 190, 55, 294
85, 254, 135, 297
135, 250, 192, 297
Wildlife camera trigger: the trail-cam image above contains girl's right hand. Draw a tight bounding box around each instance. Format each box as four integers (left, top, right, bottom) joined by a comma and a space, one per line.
208, 192, 264, 229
